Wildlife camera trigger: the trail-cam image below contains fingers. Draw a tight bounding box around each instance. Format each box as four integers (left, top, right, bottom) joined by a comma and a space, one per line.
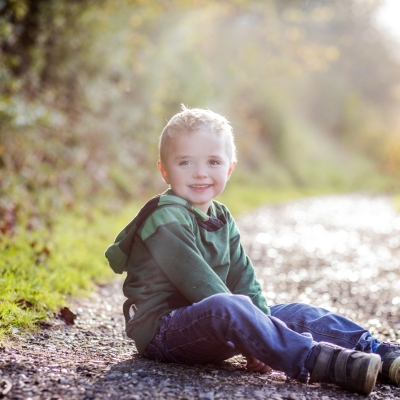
258, 364, 272, 374
245, 354, 272, 374
249, 361, 271, 374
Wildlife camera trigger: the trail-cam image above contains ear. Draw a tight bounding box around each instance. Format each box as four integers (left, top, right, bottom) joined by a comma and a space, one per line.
227, 162, 236, 181
157, 161, 170, 184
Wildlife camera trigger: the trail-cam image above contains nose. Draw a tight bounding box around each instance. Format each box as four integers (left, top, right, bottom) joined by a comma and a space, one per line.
193, 164, 208, 178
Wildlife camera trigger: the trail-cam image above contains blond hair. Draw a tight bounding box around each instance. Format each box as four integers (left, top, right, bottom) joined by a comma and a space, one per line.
159, 105, 237, 164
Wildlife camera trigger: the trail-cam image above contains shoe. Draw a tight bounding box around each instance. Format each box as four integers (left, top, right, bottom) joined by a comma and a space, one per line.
375, 342, 400, 384
305, 342, 381, 395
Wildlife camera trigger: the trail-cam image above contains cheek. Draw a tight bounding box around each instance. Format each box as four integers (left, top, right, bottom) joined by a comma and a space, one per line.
215, 172, 229, 186
169, 169, 186, 184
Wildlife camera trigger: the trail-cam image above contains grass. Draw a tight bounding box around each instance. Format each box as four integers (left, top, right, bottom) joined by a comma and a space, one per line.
0, 202, 141, 339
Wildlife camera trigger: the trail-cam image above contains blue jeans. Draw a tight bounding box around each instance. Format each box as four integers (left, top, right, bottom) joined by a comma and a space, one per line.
143, 293, 380, 380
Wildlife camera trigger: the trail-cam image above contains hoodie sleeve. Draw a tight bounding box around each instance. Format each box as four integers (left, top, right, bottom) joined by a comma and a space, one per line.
225, 213, 270, 315
141, 206, 230, 303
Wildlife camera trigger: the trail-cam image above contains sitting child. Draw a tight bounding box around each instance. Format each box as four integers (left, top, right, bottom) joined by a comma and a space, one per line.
106, 106, 400, 394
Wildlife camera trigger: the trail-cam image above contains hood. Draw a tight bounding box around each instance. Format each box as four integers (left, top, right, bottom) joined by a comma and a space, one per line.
105, 190, 209, 274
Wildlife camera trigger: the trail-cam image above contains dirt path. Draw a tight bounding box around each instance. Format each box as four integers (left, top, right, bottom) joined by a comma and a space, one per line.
1, 194, 400, 399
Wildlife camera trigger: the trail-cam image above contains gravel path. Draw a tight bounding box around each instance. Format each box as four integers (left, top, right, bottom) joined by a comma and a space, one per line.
1, 194, 400, 400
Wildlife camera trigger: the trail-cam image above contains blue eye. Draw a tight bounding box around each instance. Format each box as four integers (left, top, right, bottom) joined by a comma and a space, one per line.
208, 160, 220, 165
179, 161, 191, 166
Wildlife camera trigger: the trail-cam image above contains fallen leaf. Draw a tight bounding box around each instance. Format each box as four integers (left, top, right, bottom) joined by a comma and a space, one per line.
58, 307, 77, 325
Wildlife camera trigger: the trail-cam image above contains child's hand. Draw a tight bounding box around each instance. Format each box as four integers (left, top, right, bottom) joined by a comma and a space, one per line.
244, 354, 271, 374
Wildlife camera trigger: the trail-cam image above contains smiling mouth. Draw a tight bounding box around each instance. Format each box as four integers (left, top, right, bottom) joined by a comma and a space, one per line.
190, 185, 211, 189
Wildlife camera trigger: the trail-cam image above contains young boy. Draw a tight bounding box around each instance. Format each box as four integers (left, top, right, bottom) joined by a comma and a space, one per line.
106, 106, 400, 395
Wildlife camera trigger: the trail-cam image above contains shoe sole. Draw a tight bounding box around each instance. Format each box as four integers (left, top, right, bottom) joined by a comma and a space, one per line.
389, 356, 400, 384
362, 354, 381, 395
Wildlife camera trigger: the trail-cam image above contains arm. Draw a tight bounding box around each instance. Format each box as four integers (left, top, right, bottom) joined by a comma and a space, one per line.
225, 214, 270, 315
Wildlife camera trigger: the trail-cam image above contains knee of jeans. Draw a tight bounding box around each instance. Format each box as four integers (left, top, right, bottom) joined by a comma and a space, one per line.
204, 293, 253, 316
271, 302, 328, 320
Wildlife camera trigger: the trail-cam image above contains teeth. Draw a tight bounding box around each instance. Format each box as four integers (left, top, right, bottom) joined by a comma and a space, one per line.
191, 185, 209, 188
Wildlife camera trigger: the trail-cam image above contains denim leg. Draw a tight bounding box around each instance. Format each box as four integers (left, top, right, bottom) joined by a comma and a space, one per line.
144, 293, 313, 379
144, 309, 240, 364
270, 303, 380, 352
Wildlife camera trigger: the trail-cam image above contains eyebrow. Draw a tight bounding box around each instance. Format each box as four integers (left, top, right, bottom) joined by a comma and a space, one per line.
174, 154, 224, 160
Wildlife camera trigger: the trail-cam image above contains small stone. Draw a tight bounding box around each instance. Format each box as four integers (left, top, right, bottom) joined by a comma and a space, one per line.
199, 392, 214, 400
137, 370, 148, 378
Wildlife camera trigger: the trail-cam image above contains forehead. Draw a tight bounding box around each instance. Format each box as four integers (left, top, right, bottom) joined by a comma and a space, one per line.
168, 130, 229, 156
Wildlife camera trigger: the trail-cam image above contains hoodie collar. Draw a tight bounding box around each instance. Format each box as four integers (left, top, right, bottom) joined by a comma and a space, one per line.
162, 189, 210, 221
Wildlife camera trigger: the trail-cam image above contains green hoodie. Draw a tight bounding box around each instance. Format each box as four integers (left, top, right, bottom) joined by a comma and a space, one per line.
105, 190, 270, 355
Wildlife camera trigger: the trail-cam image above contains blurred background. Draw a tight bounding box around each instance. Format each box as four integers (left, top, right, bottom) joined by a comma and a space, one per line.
1, 0, 400, 231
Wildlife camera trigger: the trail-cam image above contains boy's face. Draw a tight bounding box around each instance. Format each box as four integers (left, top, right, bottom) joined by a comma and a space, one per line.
158, 130, 236, 213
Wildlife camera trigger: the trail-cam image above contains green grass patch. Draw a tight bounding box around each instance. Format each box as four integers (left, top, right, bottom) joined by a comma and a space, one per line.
0, 202, 141, 339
